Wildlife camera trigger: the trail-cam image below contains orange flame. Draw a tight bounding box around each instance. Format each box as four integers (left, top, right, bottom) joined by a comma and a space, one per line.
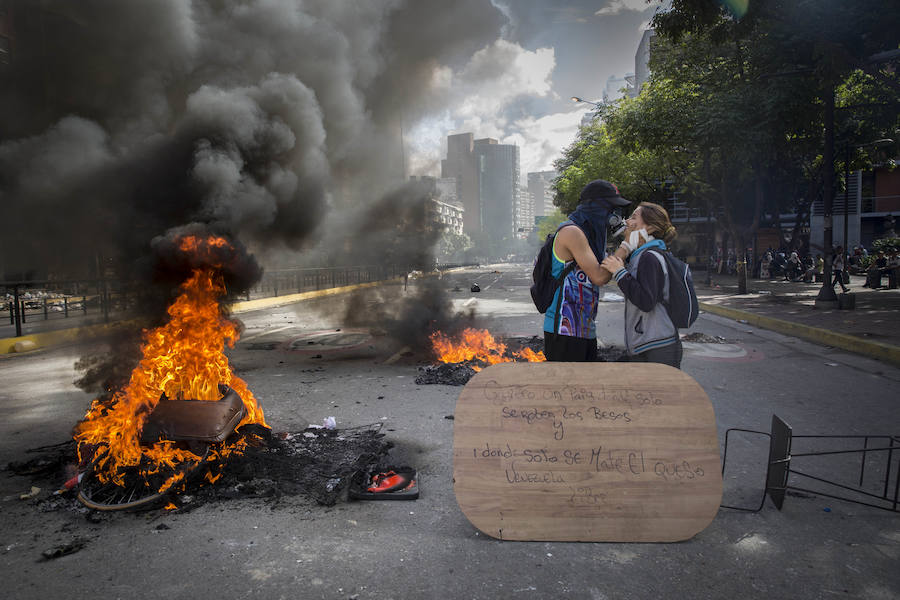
429, 328, 545, 371
75, 235, 267, 489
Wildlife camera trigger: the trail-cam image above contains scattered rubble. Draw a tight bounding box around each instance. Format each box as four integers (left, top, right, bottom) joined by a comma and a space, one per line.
9, 424, 394, 514
681, 332, 728, 344
415, 363, 478, 386
40, 538, 88, 560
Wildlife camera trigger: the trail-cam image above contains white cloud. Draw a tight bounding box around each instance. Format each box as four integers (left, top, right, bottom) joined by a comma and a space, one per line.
595, 0, 652, 17
452, 40, 555, 121
409, 39, 559, 174
503, 109, 585, 174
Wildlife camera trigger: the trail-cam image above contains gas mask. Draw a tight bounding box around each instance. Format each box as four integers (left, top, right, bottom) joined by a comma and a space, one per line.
607, 212, 627, 238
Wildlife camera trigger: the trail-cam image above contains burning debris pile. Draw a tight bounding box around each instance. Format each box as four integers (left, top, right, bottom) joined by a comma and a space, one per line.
73, 235, 268, 508
10, 424, 392, 511
416, 329, 546, 386
416, 328, 626, 385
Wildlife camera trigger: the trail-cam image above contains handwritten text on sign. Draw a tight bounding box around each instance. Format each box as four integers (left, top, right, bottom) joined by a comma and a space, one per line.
454, 363, 722, 541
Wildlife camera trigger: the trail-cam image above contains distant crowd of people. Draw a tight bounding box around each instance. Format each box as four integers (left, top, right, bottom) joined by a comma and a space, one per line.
751, 245, 900, 290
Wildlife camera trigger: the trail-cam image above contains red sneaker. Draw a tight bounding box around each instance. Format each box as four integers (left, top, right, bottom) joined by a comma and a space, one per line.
366, 470, 411, 493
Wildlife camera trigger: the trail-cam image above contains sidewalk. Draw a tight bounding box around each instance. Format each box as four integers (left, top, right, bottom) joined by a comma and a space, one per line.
695, 272, 900, 366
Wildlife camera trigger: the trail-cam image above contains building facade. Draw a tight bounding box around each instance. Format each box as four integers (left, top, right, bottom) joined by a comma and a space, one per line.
631, 29, 655, 98
473, 137, 520, 240
410, 175, 465, 237
441, 133, 481, 235
811, 163, 900, 250
527, 170, 557, 218
442, 133, 521, 240
514, 186, 535, 237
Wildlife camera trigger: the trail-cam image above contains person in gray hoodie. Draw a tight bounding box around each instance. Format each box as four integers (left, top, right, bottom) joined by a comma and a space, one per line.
601, 202, 682, 368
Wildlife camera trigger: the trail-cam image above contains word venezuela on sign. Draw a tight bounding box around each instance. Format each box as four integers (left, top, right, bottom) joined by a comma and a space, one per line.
452, 363, 722, 542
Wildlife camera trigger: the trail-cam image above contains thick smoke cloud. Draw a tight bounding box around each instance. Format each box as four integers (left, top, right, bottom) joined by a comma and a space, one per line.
0, 1, 522, 378
0, 0, 507, 281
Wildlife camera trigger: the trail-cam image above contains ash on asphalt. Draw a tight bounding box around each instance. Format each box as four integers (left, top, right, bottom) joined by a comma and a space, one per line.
8, 423, 394, 515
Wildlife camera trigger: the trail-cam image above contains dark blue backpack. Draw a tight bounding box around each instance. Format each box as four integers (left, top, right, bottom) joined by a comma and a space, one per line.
649, 250, 699, 329
530, 222, 575, 314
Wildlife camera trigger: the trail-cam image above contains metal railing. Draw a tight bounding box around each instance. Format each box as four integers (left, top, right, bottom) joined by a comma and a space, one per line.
1, 278, 131, 338
2, 265, 410, 338
240, 264, 409, 301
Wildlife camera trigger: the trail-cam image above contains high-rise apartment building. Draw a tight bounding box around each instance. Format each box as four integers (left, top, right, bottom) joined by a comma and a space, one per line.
631, 29, 656, 97
514, 186, 535, 237
473, 138, 520, 240
527, 171, 557, 218
441, 133, 520, 240
441, 133, 481, 235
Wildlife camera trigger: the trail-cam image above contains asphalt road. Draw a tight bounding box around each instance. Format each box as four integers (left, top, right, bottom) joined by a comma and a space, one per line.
1, 264, 898, 600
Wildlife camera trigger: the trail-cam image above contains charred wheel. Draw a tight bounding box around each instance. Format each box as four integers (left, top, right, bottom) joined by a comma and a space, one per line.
77, 445, 210, 511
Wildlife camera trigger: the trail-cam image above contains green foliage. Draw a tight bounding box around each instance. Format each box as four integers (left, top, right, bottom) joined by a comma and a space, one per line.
873, 237, 900, 254
436, 230, 472, 262
552, 121, 677, 215
535, 208, 567, 242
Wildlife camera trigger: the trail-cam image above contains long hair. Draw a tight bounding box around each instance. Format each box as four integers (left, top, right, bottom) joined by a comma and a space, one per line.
638, 202, 676, 245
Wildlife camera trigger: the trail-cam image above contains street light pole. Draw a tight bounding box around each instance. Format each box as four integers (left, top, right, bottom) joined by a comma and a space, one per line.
571, 96, 603, 109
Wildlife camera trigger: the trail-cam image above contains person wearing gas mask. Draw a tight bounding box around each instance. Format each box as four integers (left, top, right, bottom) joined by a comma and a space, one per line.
543, 179, 630, 362
601, 202, 682, 368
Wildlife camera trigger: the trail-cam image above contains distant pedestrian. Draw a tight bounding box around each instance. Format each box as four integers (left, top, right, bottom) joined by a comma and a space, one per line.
832, 246, 849, 293
760, 251, 772, 279
786, 251, 801, 281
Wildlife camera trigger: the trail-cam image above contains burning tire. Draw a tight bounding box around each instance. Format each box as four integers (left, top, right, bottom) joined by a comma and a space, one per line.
77, 445, 210, 511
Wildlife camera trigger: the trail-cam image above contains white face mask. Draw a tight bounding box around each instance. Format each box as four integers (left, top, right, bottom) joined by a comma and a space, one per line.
628, 228, 651, 249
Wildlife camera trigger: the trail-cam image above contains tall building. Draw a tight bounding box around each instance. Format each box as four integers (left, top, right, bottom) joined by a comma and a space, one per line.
527, 171, 557, 218
631, 29, 656, 97
514, 186, 535, 237
441, 133, 480, 235
474, 138, 520, 240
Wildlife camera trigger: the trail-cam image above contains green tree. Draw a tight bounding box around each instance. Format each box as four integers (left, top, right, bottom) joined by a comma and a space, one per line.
536, 208, 567, 241
552, 121, 679, 215
621, 0, 899, 289
436, 230, 472, 263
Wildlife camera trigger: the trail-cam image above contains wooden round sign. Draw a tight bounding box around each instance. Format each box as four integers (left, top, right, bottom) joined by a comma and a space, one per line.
453, 362, 722, 542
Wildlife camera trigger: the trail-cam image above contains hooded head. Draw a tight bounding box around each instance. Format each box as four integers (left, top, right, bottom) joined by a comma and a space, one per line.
568, 179, 631, 262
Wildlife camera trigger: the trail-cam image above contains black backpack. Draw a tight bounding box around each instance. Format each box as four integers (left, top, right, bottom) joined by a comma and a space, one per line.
649, 250, 699, 329
530, 222, 576, 314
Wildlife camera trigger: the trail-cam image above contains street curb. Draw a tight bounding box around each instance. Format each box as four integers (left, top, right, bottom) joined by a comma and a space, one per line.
0, 321, 130, 356
229, 278, 402, 314
1, 278, 405, 355
699, 301, 900, 367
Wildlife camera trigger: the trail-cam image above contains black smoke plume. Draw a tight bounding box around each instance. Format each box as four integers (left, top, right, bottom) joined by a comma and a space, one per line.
0, 0, 508, 386
335, 180, 476, 351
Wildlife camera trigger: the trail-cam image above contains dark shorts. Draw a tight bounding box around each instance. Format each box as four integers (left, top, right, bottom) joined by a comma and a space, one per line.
544, 331, 597, 362
624, 338, 683, 369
